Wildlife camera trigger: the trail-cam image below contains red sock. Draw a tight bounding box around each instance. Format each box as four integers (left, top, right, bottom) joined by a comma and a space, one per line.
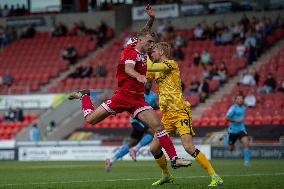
82, 95, 94, 117
156, 130, 177, 160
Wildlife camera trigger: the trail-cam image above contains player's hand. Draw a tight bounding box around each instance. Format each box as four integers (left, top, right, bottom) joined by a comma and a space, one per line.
137, 75, 147, 83
145, 4, 155, 18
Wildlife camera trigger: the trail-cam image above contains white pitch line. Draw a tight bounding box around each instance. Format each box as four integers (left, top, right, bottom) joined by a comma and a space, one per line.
1, 172, 284, 187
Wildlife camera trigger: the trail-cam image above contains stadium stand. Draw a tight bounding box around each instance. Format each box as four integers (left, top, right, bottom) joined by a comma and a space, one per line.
0, 113, 38, 139
0, 33, 96, 94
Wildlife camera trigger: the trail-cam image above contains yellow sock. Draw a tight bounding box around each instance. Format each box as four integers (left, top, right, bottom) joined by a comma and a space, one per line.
154, 153, 169, 176
194, 149, 216, 177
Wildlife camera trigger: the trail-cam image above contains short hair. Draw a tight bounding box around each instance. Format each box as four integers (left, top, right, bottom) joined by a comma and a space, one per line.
136, 29, 156, 39
153, 42, 171, 57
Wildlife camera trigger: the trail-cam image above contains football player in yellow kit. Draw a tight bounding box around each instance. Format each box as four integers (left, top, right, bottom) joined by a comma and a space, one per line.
146, 42, 223, 187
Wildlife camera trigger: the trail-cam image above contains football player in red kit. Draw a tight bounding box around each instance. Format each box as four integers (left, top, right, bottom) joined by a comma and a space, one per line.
68, 5, 191, 169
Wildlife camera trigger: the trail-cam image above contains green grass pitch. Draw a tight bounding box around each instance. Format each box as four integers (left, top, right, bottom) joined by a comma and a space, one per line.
0, 160, 284, 189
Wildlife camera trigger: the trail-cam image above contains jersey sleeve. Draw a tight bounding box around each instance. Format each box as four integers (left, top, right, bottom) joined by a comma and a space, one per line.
123, 48, 137, 65
147, 60, 176, 72
226, 105, 235, 118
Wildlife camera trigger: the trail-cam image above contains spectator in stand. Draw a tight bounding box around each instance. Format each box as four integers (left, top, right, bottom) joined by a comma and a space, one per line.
257, 73, 277, 93
202, 65, 210, 79
95, 62, 107, 77
165, 20, 174, 34
81, 63, 93, 78
251, 68, 259, 85
3, 71, 13, 87
278, 81, 284, 92
213, 31, 222, 46
1, 5, 10, 17
201, 49, 212, 65
172, 35, 186, 48
244, 30, 257, 64
218, 63, 228, 83
235, 40, 246, 58
68, 66, 83, 79
4, 108, 16, 122
239, 71, 256, 86
244, 90, 256, 108
221, 27, 233, 44
62, 44, 78, 65
209, 64, 220, 80
172, 46, 184, 61
188, 78, 199, 96
29, 123, 40, 142
15, 107, 24, 122
52, 22, 68, 37
193, 52, 200, 66
194, 24, 204, 40
69, 22, 78, 36
8, 5, 15, 17
20, 24, 36, 38
78, 20, 87, 34
198, 77, 209, 103
156, 20, 166, 38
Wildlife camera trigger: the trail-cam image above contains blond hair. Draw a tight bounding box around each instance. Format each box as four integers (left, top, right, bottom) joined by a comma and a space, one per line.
153, 42, 171, 57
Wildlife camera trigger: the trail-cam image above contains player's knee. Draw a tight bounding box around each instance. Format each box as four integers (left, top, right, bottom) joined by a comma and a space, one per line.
151, 121, 164, 132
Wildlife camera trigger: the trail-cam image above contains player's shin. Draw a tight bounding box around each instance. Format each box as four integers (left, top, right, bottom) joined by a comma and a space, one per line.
156, 130, 177, 160
192, 149, 217, 177
243, 148, 250, 165
154, 151, 170, 176
112, 145, 129, 163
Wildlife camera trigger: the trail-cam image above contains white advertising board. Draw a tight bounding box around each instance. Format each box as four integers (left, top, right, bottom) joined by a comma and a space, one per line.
18, 145, 210, 161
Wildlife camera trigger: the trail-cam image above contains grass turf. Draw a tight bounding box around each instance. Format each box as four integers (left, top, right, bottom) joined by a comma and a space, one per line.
0, 160, 284, 189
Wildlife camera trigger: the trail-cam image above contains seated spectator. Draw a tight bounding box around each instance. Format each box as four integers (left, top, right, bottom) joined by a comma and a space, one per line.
78, 20, 86, 34
198, 77, 209, 103
202, 65, 210, 79
194, 24, 204, 39
52, 22, 68, 37
218, 63, 228, 83
1, 5, 10, 17
68, 66, 83, 78
20, 24, 36, 38
4, 108, 15, 122
221, 27, 233, 44
188, 78, 200, 96
251, 68, 259, 85
3, 71, 13, 87
239, 71, 256, 86
81, 63, 93, 78
156, 20, 166, 37
257, 73, 276, 93
95, 62, 107, 77
165, 20, 175, 34
201, 49, 212, 65
235, 41, 246, 58
69, 22, 78, 36
62, 44, 78, 65
172, 35, 186, 47
244, 90, 256, 108
193, 52, 200, 66
213, 32, 222, 46
15, 107, 24, 122
278, 81, 284, 92
209, 65, 220, 80
172, 46, 184, 61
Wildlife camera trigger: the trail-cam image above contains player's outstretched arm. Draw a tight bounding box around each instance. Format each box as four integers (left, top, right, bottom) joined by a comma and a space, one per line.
141, 4, 155, 32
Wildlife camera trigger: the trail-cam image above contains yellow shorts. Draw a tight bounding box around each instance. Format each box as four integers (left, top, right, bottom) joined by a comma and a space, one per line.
162, 106, 195, 137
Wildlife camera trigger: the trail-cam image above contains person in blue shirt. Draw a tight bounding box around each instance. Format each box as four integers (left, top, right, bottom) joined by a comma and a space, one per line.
226, 94, 250, 166
105, 81, 158, 171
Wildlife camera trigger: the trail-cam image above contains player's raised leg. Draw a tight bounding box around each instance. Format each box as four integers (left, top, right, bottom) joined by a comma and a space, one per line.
137, 109, 191, 168
68, 89, 111, 124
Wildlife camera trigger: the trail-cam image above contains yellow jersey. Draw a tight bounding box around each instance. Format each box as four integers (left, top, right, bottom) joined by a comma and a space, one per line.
146, 58, 190, 112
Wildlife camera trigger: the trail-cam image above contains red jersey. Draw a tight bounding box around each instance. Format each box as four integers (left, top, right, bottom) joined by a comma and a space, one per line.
116, 45, 147, 92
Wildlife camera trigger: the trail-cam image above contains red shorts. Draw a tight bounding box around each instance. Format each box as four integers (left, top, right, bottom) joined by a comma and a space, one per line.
101, 89, 152, 117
